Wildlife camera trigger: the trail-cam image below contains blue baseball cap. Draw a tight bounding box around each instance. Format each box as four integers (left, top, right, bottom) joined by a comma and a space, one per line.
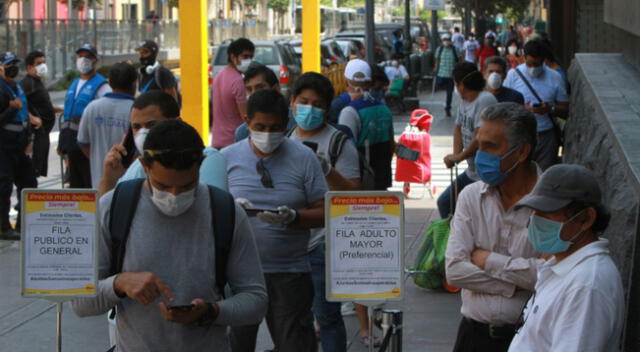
76, 43, 98, 58
0, 52, 20, 65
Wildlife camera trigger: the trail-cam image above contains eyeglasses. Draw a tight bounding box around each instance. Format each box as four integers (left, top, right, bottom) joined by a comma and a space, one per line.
515, 290, 536, 334
256, 159, 274, 188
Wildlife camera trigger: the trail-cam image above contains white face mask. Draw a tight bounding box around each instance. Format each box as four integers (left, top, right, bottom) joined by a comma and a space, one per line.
76, 57, 94, 74
508, 46, 518, 55
487, 72, 503, 90
250, 130, 285, 154
237, 59, 252, 73
35, 63, 48, 78
134, 128, 150, 155
528, 65, 544, 78
149, 182, 197, 217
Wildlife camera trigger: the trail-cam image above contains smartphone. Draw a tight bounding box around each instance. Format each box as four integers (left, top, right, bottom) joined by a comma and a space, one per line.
168, 304, 195, 311
302, 141, 318, 153
244, 208, 278, 216
396, 143, 420, 161
120, 127, 137, 168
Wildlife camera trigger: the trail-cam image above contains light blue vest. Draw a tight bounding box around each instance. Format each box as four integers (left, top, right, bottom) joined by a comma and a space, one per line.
63, 74, 107, 121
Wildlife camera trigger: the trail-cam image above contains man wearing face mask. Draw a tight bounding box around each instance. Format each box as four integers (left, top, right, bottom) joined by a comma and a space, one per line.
22, 51, 58, 177
0, 52, 38, 240
483, 56, 524, 104
434, 33, 461, 117
463, 33, 479, 64
136, 40, 179, 102
509, 164, 624, 352
437, 62, 497, 219
222, 89, 327, 352
503, 39, 569, 170
212, 37, 255, 149
59, 44, 111, 189
98, 91, 228, 196
288, 73, 360, 351
72, 120, 267, 352
77, 62, 138, 188
445, 103, 543, 352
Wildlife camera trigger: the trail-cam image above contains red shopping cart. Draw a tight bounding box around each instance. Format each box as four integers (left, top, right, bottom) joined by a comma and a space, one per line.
395, 109, 435, 199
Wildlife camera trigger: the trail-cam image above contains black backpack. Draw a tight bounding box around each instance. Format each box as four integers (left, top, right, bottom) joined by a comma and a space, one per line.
436, 45, 459, 63
107, 179, 235, 296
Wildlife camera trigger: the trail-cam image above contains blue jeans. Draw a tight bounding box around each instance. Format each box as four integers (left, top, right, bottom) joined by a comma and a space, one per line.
310, 243, 347, 352
437, 170, 475, 219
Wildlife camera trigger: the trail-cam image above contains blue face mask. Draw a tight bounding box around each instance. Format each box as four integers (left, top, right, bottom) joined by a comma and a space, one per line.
527, 211, 585, 254
369, 90, 385, 101
474, 146, 520, 186
294, 104, 325, 131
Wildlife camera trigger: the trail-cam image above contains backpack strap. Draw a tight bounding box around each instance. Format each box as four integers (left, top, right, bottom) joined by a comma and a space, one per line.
208, 185, 236, 297
154, 66, 164, 91
108, 178, 145, 276
328, 129, 350, 167
514, 68, 561, 131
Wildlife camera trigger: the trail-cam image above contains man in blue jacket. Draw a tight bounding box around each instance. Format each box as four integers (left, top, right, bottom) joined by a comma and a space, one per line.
59, 44, 111, 188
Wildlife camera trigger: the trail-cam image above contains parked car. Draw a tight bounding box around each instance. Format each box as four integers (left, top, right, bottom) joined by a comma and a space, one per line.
335, 31, 391, 62
335, 38, 365, 59
211, 39, 302, 97
321, 39, 347, 66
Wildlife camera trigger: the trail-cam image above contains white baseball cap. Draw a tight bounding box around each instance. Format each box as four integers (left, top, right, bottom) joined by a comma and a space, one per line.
344, 59, 371, 82
441, 33, 452, 40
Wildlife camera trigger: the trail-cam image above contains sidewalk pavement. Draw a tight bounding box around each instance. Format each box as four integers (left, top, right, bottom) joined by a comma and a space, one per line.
0, 88, 463, 351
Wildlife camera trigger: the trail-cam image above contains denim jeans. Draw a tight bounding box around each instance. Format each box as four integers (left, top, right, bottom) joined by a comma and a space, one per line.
310, 243, 347, 352
437, 170, 475, 219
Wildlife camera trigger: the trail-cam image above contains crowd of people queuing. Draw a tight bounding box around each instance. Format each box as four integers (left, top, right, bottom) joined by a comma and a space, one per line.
0, 28, 626, 352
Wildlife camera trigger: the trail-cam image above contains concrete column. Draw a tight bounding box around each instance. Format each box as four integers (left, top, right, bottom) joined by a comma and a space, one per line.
179, 0, 210, 142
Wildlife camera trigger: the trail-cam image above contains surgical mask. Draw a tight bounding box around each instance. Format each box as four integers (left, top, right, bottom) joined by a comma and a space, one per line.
391, 60, 399, 67
149, 182, 197, 217
4, 65, 18, 79
134, 128, 150, 155
140, 55, 155, 67
369, 89, 385, 101
487, 40, 495, 46
294, 104, 325, 131
454, 86, 461, 97
443, 41, 452, 47
527, 211, 586, 254
237, 59, 252, 73
76, 57, 94, 74
250, 130, 285, 154
35, 63, 48, 78
474, 146, 520, 186
487, 72, 502, 90
508, 46, 518, 55
528, 65, 544, 78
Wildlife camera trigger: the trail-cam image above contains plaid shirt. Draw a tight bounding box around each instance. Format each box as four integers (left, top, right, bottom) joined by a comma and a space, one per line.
436, 46, 459, 78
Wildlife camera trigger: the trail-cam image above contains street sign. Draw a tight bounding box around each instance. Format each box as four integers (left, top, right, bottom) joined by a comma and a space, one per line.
424, 0, 445, 11
325, 192, 404, 302
21, 189, 98, 298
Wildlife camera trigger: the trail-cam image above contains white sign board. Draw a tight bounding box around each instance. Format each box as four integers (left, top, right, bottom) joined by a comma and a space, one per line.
424, 0, 445, 10
325, 192, 404, 302
21, 189, 98, 298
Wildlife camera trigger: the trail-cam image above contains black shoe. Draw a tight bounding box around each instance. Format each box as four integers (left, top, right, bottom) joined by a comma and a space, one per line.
445, 108, 451, 117
0, 229, 20, 241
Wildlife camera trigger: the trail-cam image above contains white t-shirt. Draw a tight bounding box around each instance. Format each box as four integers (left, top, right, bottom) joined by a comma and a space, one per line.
463, 40, 479, 63
290, 124, 360, 251
384, 65, 409, 82
455, 91, 497, 180
508, 239, 624, 352
75, 78, 112, 99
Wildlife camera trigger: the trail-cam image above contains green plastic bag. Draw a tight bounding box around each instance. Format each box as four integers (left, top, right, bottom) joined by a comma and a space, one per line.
388, 78, 404, 97
410, 215, 452, 289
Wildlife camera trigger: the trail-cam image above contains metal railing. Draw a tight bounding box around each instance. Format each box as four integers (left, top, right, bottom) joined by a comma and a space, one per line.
0, 19, 268, 79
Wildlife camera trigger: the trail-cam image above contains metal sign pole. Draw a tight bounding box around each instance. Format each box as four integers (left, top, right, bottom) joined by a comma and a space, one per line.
56, 302, 63, 352
368, 305, 375, 352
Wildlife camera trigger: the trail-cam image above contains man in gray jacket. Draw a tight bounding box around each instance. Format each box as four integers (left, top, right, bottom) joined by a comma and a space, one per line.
72, 120, 267, 351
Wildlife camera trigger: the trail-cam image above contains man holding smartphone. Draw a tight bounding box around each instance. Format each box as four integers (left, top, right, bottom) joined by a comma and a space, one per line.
77, 62, 137, 188
72, 120, 267, 351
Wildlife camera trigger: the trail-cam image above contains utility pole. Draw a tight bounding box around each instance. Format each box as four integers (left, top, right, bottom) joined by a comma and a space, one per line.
365, 0, 375, 64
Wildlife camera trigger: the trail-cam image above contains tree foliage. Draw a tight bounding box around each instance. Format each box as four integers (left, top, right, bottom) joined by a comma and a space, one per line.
269, 0, 289, 14
450, 0, 529, 22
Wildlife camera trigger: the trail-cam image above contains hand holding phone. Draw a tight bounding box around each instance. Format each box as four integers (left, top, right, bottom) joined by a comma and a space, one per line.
120, 128, 137, 168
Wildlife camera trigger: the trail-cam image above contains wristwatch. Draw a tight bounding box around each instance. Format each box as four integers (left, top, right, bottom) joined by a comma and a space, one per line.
196, 302, 219, 326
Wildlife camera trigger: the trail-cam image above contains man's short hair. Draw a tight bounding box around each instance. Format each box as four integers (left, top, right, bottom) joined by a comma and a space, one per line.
132, 91, 180, 119
109, 62, 138, 91
25, 51, 45, 67
454, 27, 460, 32
243, 65, 278, 87
523, 39, 550, 60
453, 61, 485, 91
292, 72, 335, 111
247, 89, 289, 124
142, 120, 204, 170
484, 56, 508, 73
228, 38, 255, 60
479, 102, 538, 160
371, 64, 389, 86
